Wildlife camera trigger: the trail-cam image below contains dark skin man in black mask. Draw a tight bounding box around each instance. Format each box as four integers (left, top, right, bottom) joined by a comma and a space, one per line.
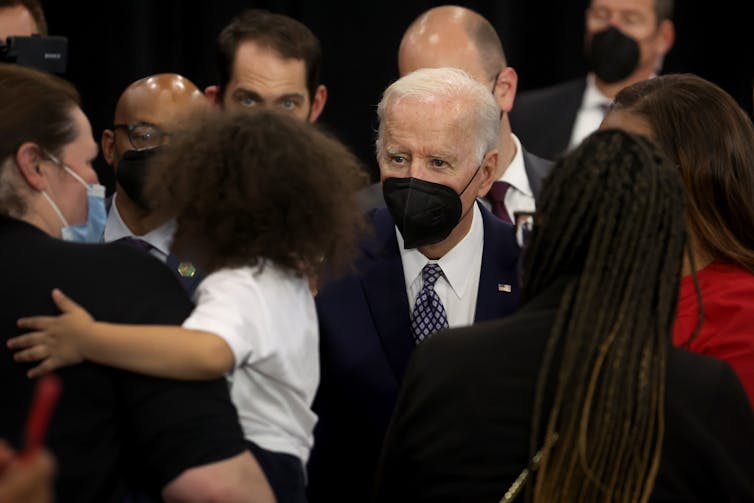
101, 73, 209, 293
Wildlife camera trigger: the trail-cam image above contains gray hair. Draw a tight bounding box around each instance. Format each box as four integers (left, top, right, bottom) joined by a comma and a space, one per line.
375, 67, 500, 162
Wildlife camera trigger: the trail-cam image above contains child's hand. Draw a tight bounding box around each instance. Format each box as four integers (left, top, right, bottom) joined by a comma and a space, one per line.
9, 289, 93, 378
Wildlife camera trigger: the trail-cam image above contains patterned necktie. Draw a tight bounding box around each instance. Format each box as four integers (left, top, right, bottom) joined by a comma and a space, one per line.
410, 263, 449, 344
487, 180, 512, 223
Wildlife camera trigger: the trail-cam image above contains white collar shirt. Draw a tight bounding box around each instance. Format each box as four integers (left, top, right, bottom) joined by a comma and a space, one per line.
478, 134, 536, 221
568, 73, 612, 151
104, 193, 175, 262
398, 203, 484, 328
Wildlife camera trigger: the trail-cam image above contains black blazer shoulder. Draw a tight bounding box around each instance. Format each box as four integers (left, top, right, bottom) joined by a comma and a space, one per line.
510, 77, 587, 160
375, 286, 754, 502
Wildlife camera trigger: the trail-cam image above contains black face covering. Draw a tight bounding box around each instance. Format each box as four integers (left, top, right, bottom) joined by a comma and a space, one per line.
382, 164, 482, 249
588, 26, 640, 84
115, 147, 160, 210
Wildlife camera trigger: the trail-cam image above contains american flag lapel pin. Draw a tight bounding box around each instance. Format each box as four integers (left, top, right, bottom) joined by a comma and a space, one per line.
498, 283, 512, 293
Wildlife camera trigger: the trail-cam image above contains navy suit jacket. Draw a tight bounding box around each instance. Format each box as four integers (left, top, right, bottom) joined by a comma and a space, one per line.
307, 203, 520, 502
509, 77, 587, 161
105, 195, 205, 296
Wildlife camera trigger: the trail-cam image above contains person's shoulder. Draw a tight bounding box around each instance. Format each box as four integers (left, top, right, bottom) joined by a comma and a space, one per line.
515, 77, 587, 107
413, 305, 554, 379
665, 346, 750, 415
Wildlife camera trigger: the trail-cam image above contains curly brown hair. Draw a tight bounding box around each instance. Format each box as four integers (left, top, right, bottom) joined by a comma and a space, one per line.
144, 109, 369, 278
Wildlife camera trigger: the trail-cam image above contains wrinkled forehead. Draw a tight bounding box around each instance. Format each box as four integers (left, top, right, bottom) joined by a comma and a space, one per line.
382, 95, 479, 152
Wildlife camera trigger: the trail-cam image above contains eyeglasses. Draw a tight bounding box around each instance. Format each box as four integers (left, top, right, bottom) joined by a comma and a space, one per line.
112, 122, 169, 150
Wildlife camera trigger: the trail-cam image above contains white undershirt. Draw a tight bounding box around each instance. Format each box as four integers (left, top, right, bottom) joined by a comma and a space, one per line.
568, 73, 612, 152
104, 193, 175, 263
398, 203, 484, 328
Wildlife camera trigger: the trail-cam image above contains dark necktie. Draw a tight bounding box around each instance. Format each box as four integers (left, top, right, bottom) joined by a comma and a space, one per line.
487, 181, 512, 223
410, 263, 449, 344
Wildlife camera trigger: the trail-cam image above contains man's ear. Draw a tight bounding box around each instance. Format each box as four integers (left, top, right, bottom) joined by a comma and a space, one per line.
494, 67, 518, 114
204, 85, 222, 107
308, 84, 328, 123
14, 142, 47, 191
657, 19, 675, 56
476, 149, 499, 198
101, 129, 116, 167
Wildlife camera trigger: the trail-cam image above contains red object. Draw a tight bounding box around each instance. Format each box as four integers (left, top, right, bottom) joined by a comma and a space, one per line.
22, 374, 62, 457
674, 261, 754, 407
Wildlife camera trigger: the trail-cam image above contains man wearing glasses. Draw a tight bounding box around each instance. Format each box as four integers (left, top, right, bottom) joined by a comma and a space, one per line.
101, 72, 209, 292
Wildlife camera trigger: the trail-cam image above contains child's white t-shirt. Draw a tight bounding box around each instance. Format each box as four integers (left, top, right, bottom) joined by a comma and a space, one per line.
182, 263, 319, 463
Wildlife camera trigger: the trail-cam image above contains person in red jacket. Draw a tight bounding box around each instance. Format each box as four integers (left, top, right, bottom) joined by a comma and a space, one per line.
603, 73, 754, 407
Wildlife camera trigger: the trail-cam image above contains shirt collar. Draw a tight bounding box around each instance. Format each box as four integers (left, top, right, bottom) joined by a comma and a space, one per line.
104, 193, 175, 255
397, 203, 484, 301
500, 133, 533, 197
583, 73, 613, 110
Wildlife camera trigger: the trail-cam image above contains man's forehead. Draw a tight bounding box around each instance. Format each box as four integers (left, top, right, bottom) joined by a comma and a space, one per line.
115, 87, 204, 126
231, 40, 308, 92
383, 100, 475, 152
0, 5, 38, 39
591, 0, 655, 15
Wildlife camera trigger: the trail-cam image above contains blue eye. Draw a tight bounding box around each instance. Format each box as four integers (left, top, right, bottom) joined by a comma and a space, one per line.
391, 155, 407, 164
280, 99, 297, 110
239, 96, 257, 107
431, 159, 446, 168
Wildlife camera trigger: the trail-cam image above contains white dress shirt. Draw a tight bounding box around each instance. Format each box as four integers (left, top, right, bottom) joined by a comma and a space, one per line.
104, 193, 176, 262
182, 264, 319, 464
568, 73, 612, 151
479, 134, 536, 222
398, 203, 484, 328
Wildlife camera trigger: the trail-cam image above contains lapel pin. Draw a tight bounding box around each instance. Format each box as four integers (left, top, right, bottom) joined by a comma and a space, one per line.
498, 283, 512, 293
177, 262, 196, 278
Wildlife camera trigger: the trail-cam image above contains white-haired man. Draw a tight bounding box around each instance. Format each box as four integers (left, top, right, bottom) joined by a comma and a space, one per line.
307, 67, 521, 502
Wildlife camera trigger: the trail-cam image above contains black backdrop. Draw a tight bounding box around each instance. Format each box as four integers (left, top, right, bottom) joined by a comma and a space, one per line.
42, 1, 753, 192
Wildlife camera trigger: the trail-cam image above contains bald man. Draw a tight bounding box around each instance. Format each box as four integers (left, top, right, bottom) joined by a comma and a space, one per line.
398, 5, 552, 224
0, 0, 46, 40
102, 73, 209, 293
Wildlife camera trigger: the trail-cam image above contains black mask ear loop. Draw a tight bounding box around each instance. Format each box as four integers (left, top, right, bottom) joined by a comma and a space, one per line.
682, 239, 704, 349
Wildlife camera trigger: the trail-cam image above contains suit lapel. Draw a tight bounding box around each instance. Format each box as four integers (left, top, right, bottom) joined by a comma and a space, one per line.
475, 204, 521, 322
361, 209, 414, 381
522, 149, 554, 200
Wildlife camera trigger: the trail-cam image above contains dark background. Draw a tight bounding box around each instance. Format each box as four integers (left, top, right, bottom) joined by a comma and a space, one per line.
42, 1, 753, 191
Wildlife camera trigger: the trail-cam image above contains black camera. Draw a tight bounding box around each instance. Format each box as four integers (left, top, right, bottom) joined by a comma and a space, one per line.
0, 34, 68, 74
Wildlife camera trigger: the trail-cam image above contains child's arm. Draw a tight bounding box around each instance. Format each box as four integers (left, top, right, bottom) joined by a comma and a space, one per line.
10, 289, 235, 380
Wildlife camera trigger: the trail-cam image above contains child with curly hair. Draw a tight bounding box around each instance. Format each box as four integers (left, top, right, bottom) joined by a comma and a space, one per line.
10, 109, 368, 503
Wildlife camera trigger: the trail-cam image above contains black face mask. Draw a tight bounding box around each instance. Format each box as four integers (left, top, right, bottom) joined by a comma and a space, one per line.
588, 26, 640, 84
116, 147, 160, 210
382, 164, 482, 249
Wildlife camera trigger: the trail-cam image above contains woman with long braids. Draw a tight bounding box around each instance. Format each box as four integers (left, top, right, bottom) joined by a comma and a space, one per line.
374, 129, 754, 502
602, 73, 754, 406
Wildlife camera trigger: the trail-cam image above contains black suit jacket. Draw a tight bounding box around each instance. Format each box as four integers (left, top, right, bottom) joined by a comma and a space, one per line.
521, 148, 552, 199
510, 78, 587, 161
307, 204, 521, 502
375, 280, 754, 502
0, 216, 247, 502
